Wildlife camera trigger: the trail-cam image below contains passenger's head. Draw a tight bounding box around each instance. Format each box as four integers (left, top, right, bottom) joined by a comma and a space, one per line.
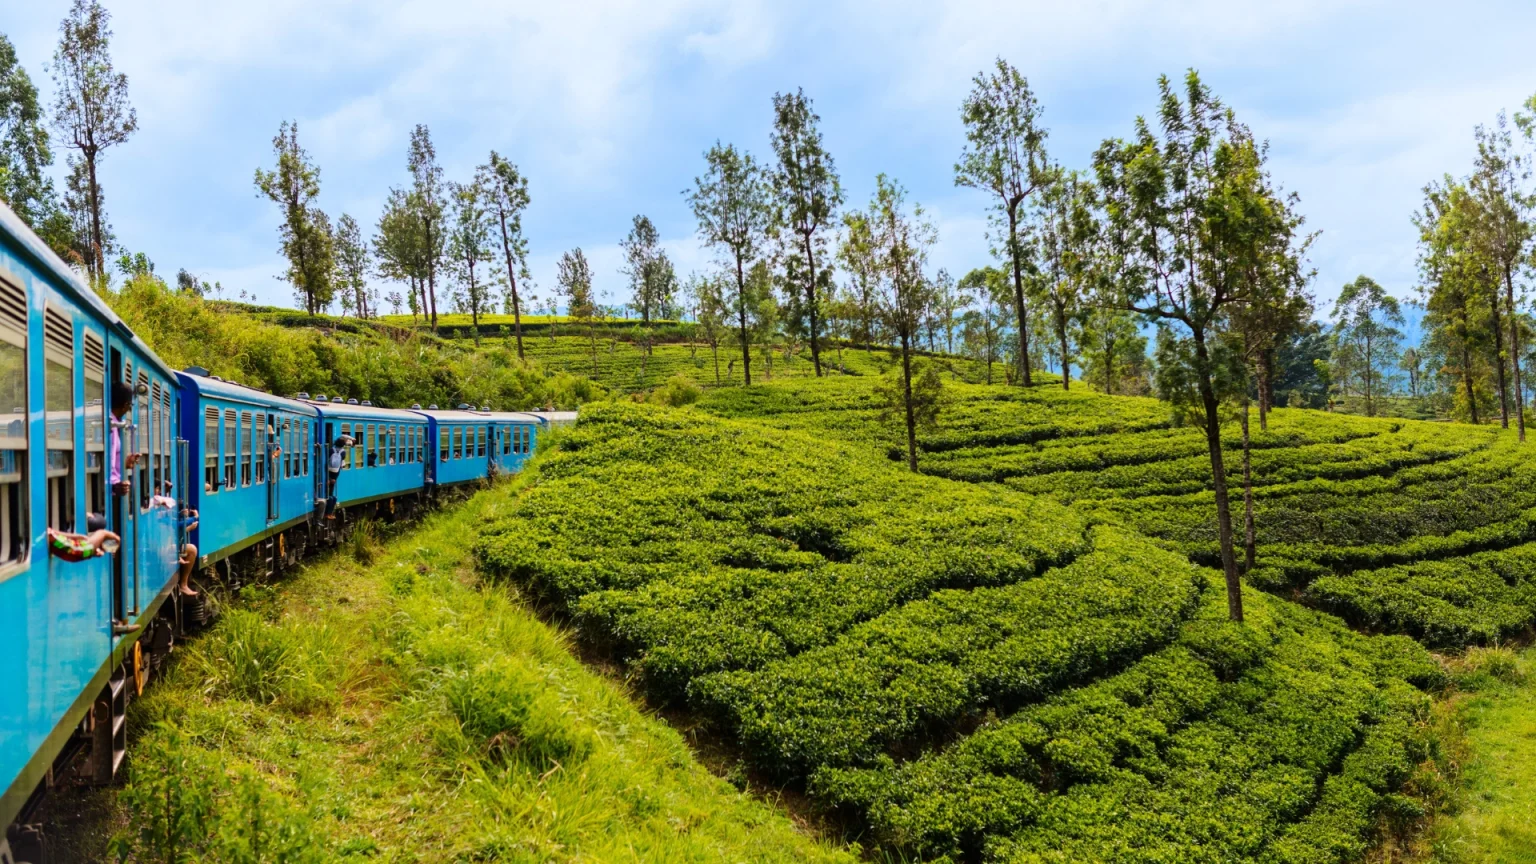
111, 382, 134, 417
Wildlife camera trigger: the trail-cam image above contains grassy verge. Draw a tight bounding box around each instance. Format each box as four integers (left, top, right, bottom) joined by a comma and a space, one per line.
1410, 646, 1536, 863
98, 478, 853, 863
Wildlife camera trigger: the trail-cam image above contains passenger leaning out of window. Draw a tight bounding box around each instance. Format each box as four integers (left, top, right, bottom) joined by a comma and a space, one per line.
109, 382, 139, 497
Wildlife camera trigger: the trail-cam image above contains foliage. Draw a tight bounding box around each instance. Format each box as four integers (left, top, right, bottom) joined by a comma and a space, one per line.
253, 121, 336, 315
105, 483, 851, 862
476, 399, 1439, 862
102, 273, 599, 410
49, 0, 136, 280
770, 87, 842, 377
477, 151, 532, 358
686, 141, 773, 384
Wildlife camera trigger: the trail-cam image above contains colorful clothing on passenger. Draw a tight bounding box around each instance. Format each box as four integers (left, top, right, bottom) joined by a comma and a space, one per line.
47, 528, 101, 562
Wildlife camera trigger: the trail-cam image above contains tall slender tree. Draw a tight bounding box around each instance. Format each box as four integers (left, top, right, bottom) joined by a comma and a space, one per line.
375, 187, 427, 323
479, 152, 531, 359
686, 142, 772, 385
838, 211, 881, 347
254, 121, 335, 314
49, 0, 136, 281
334, 213, 372, 318
1332, 276, 1403, 417
407, 125, 445, 331
869, 174, 938, 471
447, 178, 495, 345
1094, 71, 1303, 623
955, 57, 1050, 387
1471, 112, 1533, 440
770, 88, 842, 377
620, 214, 668, 326
557, 248, 597, 374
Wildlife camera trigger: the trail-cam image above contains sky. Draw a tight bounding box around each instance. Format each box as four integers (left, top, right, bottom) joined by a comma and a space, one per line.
7, 0, 1536, 323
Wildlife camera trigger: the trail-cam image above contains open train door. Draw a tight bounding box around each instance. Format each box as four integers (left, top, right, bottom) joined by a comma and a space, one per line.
265, 412, 278, 523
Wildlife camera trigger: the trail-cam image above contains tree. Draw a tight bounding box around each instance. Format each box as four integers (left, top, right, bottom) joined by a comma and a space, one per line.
688, 272, 729, 384
955, 57, 1050, 387
686, 142, 772, 385
1, 32, 74, 259
1332, 276, 1403, 417
375, 187, 427, 323
770, 88, 842, 377
557, 248, 597, 375
1079, 305, 1145, 395
620, 214, 676, 343
49, 0, 136, 282
447, 179, 495, 345
1417, 178, 1490, 424
1031, 168, 1098, 389
958, 266, 1009, 383
407, 125, 446, 331
1093, 71, 1302, 623
479, 152, 531, 359
838, 211, 881, 346
1471, 111, 1533, 440
254, 121, 335, 315
1400, 345, 1423, 398
868, 174, 938, 472
334, 213, 372, 318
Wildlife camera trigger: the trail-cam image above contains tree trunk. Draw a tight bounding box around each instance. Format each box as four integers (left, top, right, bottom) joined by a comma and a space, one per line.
497, 208, 525, 361
1463, 339, 1479, 425
1194, 329, 1242, 622
1057, 311, 1070, 391
1506, 268, 1526, 442
1007, 207, 1032, 386
735, 257, 752, 386
1241, 397, 1257, 573
1490, 283, 1508, 428
804, 230, 822, 377
86, 150, 105, 281
1258, 348, 1273, 431
900, 330, 918, 472
712, 339, 720, 385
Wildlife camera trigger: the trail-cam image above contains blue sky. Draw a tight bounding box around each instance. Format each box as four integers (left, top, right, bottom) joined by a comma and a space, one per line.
8, 0, 1536, 324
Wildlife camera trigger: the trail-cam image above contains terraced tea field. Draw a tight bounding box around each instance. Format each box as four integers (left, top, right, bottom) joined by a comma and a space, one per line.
476, 402, 1443, 861
700, 375, 1536, 650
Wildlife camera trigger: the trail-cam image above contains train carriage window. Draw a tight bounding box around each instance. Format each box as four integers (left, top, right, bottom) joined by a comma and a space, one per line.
43, 308, 74, 531
390, 425, 398, 464
0, 276, 24, 567
224, 409, 237, 490
282, 419, 293, 479
452, 426, 462, 460
439, 427, 449, 462
241, 412, 253, 486
340, 422, 351, 469
161, 389, 172, 496
148, 383, 160, 500
415, 427, 423, 463
83, 332, 104, 519
364, 423, 375, 468
138, 372, 152, 509
302, 421, 309, 476
524, 426, 532, 454
477, 426, 486, 457
204, 407, 219, 492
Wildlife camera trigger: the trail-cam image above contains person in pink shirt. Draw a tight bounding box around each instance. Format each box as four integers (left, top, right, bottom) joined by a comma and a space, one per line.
108, 382, 138, 496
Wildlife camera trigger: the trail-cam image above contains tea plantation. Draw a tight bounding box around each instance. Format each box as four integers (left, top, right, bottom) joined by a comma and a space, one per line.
477, 400, 1446, 862
700, 374, 1536, 649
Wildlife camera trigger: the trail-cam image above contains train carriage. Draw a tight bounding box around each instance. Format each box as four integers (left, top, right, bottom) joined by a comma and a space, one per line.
0, 205, 186, 838
415, 407, 494, 488
302, 397, 428, 514
480, 411, 544, 476
177, 370, 319, 573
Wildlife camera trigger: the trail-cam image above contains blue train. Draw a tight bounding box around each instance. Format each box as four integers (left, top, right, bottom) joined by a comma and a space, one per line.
0, 203, 565, 860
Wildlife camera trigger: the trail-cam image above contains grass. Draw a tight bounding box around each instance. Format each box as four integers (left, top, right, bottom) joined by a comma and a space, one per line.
1416, 646, 1536, 863
99, 476, 854, 863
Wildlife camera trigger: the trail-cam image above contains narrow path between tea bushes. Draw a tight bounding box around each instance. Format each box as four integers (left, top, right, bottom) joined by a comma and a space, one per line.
1419, 647, 1536, 863
98, 479, 854, 863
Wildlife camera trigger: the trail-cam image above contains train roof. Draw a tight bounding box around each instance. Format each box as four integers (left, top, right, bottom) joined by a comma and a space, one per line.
177, 368, 320, 415
411, 409, 489, 423
525, 411, 578, 425
0, 202, 178, 380
297, 397, 427, 422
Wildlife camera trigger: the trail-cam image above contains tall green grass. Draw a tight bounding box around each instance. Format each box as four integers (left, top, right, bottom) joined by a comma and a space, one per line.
107, 478, 852, 862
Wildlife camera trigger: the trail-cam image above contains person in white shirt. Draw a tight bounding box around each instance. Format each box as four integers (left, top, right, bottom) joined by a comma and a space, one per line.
325, 434, 354, 518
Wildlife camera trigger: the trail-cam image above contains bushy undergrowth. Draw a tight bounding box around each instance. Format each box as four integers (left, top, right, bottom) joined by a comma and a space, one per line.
475, 401, 1442, 862
700, 376, 1535, 649
102, 275, 600, 409
111, 483, 852, 862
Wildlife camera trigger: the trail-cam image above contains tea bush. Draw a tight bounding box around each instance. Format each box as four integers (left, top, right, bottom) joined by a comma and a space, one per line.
699, 377, 1532, 648
475, 401, 1441, 861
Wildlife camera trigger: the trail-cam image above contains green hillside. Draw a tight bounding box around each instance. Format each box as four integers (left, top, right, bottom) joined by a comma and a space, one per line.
476, 401, 1445, 862
699, 374, 1536, 650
